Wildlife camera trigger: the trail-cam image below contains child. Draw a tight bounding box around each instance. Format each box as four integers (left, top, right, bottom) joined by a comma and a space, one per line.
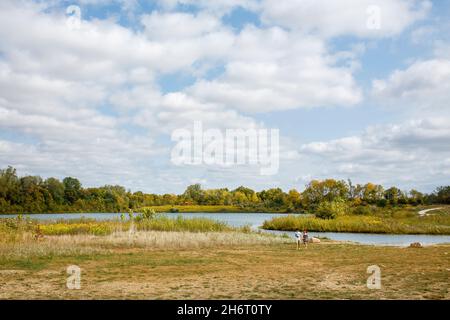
295, 230, 302, 250
302, 229, 309, 248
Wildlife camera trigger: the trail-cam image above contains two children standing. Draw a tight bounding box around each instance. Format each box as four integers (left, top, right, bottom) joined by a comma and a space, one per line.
295, 229, 309, 250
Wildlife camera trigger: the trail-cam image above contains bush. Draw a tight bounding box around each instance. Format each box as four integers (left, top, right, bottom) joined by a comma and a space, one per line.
352, 205, 373, 216
315, 199, 348, 219
135, 208, 158, 221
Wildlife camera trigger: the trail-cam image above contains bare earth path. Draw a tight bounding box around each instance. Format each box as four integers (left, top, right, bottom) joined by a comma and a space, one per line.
418, 208, 443, 216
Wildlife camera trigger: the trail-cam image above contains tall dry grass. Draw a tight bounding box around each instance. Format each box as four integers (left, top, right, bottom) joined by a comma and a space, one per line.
0, 216, 284, 259
0, 230, 290, 259
0, 216, 290, 260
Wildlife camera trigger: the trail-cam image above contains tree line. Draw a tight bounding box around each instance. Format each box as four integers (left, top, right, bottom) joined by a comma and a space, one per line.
0, 166, 449, 214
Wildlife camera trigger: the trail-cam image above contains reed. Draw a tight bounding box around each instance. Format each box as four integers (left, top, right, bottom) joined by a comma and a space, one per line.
262, 215, 450, 234
135, 215, 231, 232
0, 215, 234, 238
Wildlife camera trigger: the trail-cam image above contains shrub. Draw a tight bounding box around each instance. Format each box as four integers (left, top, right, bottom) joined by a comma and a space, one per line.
128, 209, 134, 220
352, 205, 373, 215
142, 208, 156, 219
315, 199, 348, 219
135, 208, 158, 221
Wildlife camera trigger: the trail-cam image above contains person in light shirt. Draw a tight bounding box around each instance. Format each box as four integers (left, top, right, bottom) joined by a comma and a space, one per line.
294, 230, 302, 250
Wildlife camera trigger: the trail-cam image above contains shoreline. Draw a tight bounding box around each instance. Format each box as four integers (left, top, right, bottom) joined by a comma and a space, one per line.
2, 211, 450, 237
261, 227, 450, 236
0, 206, 291, 215
0, 212, 288, 215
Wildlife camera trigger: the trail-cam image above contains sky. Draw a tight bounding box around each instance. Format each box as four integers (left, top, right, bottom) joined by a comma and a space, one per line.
0, 0, 449, 194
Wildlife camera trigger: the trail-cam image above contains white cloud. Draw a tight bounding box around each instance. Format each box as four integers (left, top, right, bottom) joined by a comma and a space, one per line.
260, 0, 431, 38
133, 92, 260, 134
140, 11, 235, 69
0, 1, 177, 188
0, 0, 447, 193
141, 11, 222, 40
299, 118, 450, 190
0, 1, 269, 190
188, 26, 363, 113
372, 59, 450, 113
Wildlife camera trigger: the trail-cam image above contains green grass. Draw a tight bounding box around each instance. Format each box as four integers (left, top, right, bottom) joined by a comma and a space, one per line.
39, 221, 113, 236
262, 214, 450, 234
422, 206, 450, 216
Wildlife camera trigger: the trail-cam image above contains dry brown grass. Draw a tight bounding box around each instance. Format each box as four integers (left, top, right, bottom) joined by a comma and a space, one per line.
0, 230, 290, 259
0, 231, 448, 300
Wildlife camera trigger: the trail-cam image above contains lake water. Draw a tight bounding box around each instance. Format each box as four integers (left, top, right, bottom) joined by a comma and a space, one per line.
1, 212, 449, 247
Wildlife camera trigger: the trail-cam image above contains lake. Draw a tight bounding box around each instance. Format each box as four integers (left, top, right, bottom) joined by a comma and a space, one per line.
1, 212, 449, 246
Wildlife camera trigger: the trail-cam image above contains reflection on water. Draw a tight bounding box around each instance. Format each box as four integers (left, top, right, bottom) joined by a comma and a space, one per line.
1, 212, 449, 246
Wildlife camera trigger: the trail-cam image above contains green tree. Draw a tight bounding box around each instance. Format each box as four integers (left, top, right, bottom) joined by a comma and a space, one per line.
44, 177, 65, 205
258, 188, 286, 207
233, 186, 255, 199
19, 175, 45, 212
315, 198, 348, 219
384, 187, 403, 205
408, 189, 424, 205
183, 184, 204, 204
302, 179, 349, 208
0, 166, 20, 205
287, 189, 302, 210
63, 177, 82, 205
435, 186, 450, 204
362, 183, 384, 204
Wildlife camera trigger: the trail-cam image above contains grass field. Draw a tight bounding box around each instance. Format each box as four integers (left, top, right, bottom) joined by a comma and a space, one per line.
0, 217, 449, 299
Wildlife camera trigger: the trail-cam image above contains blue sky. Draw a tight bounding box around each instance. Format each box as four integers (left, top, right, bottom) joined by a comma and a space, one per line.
0, 0, 449, 194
